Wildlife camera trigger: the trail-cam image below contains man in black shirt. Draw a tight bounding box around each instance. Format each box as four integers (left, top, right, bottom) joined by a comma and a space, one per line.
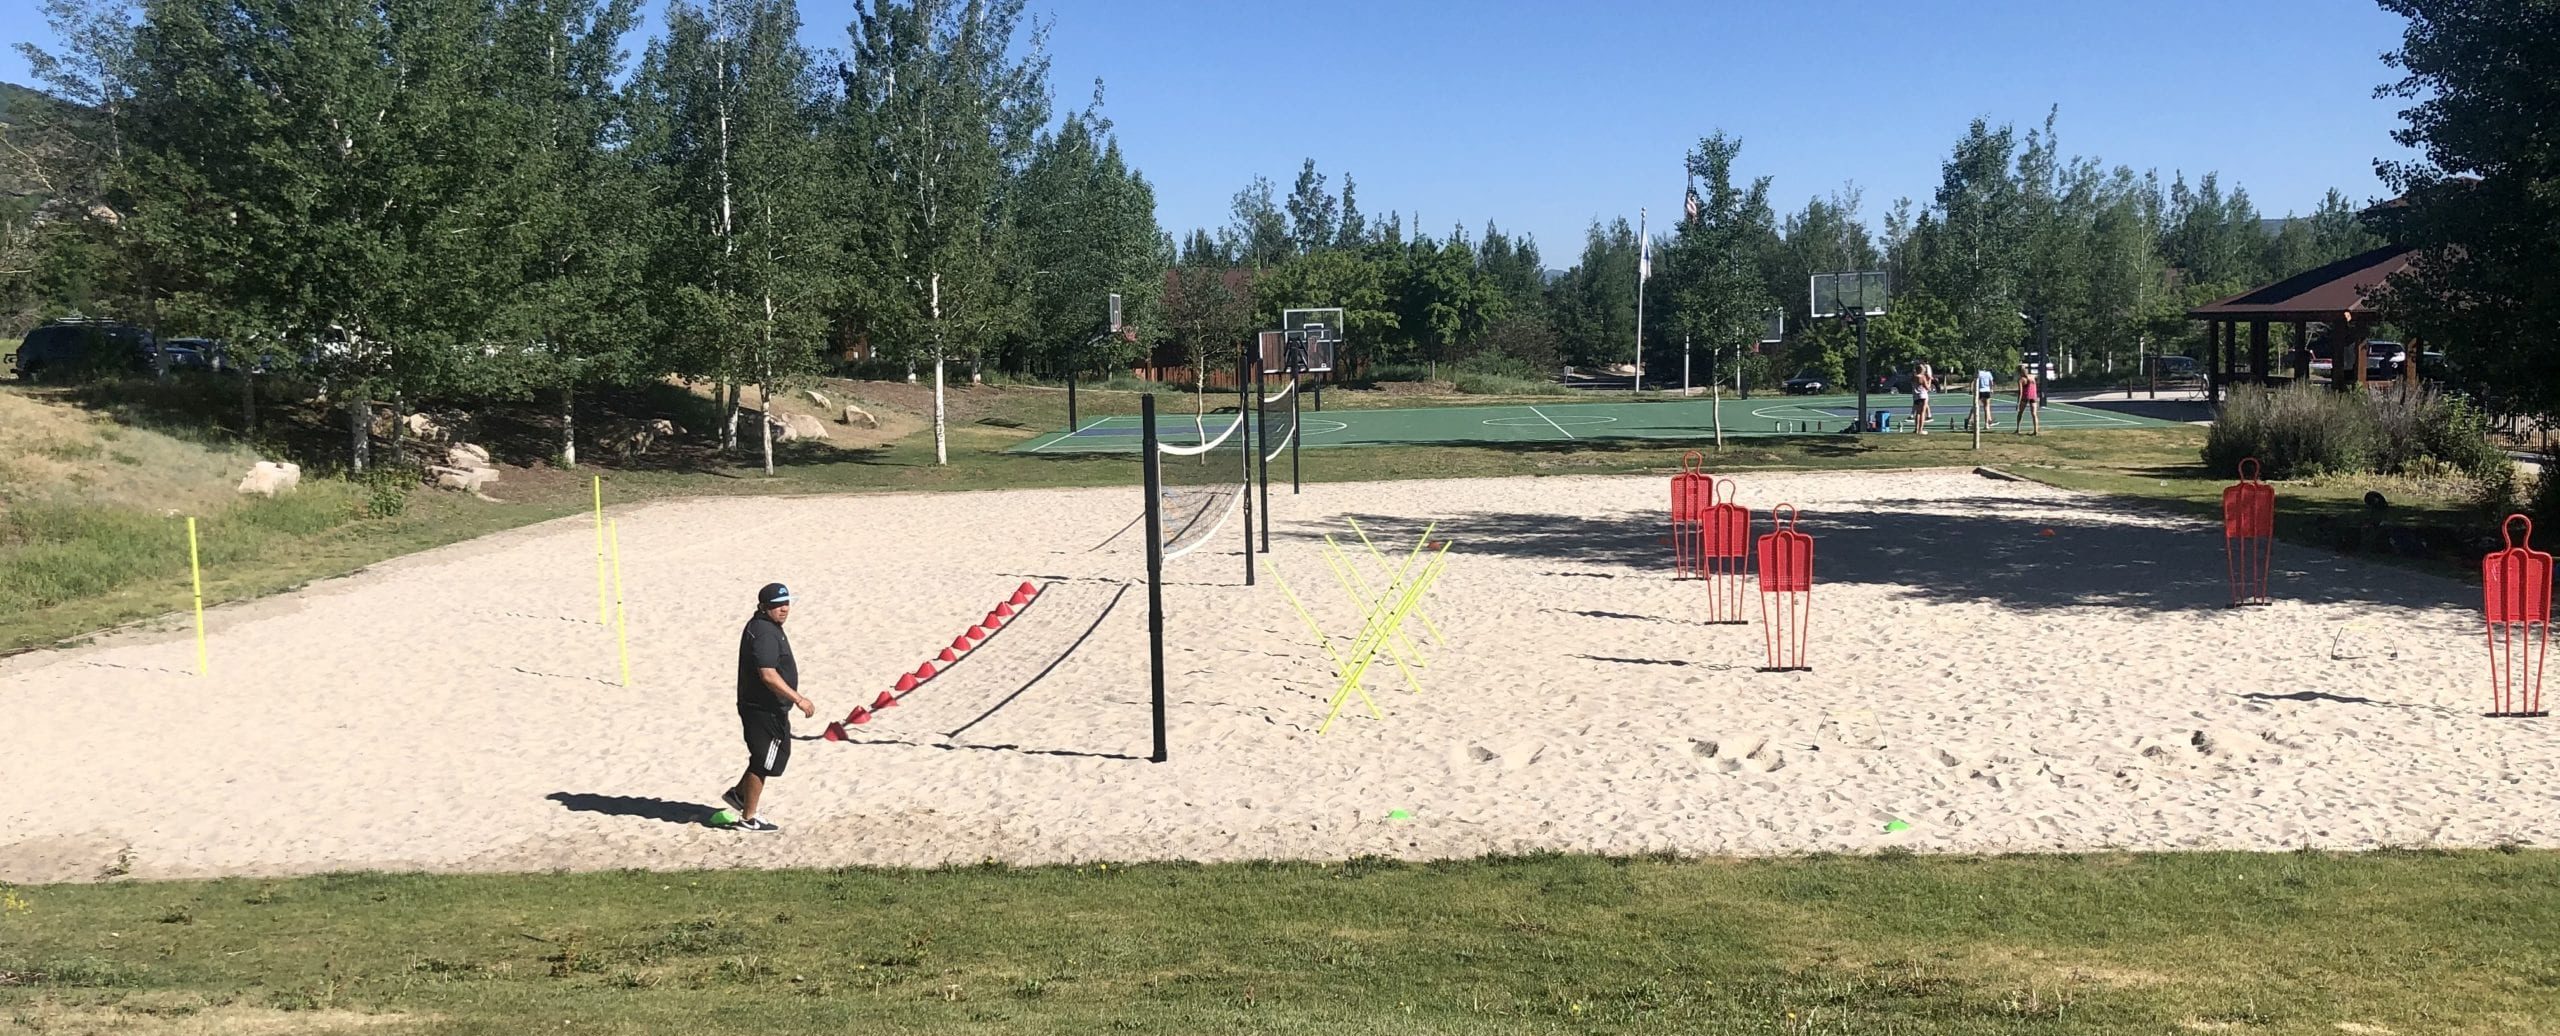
722, 582, 813, 832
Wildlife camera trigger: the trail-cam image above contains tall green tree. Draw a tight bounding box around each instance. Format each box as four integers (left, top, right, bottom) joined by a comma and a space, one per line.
478, 0, 646, 468
1007, 91, 1167, 377
1663, 132, 1778, 390
1284, 158, 1336, 256
1224, 174, 1289, 269
838, 0, 1050, 465
2371, 0, 2560, 422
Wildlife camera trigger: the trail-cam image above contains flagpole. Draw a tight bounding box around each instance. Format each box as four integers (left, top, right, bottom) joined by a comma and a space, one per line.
1634, 207, 1647, 395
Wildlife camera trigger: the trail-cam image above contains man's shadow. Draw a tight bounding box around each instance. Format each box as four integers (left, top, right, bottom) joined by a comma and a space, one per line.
546, 791, 718, 825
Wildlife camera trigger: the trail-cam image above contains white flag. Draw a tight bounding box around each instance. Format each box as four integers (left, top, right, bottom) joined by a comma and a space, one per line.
1639, 233, 1651, 283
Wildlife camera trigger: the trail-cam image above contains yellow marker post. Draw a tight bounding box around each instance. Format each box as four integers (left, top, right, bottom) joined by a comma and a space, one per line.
609, 518, 631, 687
593, 476, 607, 625
186, 517, 208, 676
1348, 518, 1446, 647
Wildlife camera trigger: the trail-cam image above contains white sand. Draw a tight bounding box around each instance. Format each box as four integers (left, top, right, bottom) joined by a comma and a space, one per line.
3, 468, 2551, 883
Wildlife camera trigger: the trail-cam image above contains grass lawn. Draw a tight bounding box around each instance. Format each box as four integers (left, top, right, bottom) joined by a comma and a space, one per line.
0, 378, 2519, 655
4, 850, 2556, 1034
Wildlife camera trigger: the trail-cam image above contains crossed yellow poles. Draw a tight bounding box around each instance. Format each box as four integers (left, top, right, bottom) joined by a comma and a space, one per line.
1273, 518, 1453, 733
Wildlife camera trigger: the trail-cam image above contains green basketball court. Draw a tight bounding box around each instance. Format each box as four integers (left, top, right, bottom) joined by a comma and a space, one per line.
1009, 393, 2182, 453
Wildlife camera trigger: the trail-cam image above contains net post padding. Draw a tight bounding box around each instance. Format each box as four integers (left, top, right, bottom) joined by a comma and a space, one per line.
1756, 503, 1813, 671
1703, 479, 1753, 625
1671, 451, 1710, 579
2484, 513, 2551, 718
2223, 456, 2275, 607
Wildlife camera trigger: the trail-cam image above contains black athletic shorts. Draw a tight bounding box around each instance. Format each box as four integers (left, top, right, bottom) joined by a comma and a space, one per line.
740, 706, 792, 778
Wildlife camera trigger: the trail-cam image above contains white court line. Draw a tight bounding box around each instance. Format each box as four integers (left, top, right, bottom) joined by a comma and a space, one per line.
2045, 403, 2142, 427
1525, 405, 1576, 439
1027, 416, 1118, 453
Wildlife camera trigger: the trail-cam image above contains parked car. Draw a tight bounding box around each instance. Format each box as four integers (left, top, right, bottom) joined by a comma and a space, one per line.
1783, 369, 1832, 395
8, 319, 156, 381
159, 337, 223, 373
2363, 340, 2407, 380
2021, 351, 2060, 382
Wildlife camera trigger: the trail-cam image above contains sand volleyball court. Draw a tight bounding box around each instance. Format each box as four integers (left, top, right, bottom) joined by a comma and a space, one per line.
1, 468, 2550, 883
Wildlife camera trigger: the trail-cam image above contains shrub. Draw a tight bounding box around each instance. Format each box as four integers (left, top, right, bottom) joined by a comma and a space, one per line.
2370, 383, 2508, 477
2204, 382, 2377, 479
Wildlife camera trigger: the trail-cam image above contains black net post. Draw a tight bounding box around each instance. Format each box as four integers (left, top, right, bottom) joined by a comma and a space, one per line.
1239, 340, 1255, 587
1257, 362, 1272, 553
1141, 394, 1167, 763
1290, 367, 1301, 494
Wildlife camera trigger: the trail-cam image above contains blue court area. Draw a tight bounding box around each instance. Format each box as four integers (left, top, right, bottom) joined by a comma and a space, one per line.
1007, 393, 2177, 453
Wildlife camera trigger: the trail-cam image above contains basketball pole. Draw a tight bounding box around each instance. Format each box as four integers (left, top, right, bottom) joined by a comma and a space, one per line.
1633, 207, 1647, 395
1239, 339, 1255, 587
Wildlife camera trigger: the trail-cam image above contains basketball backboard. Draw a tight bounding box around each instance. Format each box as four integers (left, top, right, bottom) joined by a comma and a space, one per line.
1107, 292, 1122, 333
1809, 272, 1888, 318
1760, 309, 1786, 344
1274, 307, 1344, 373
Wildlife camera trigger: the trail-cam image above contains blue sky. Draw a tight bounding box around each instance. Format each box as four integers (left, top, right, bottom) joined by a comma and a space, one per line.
4, 0, 2418, 263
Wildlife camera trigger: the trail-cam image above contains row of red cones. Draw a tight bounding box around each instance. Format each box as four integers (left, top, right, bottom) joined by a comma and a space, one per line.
822, 581, 1040, 741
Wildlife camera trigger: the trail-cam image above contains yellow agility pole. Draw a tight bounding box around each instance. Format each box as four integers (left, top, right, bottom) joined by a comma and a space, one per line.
1272, 564, 1384, 733
1331, 542, 1449, 709
1322, 528, 1436, 676
1339, 521, 1438, 659
1319, 543, 1426, 694
186, 516, 208, 676
1347, 518, 1447, 647
609, 518, 631, 687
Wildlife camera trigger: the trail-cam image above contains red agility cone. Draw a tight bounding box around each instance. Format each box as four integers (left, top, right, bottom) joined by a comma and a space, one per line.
984, 611, 1004, 629
1018, 581, 1038, 597
994, 602, 1016, 618
951, 634, 972, 652
965, 625, 986, 642
848, 707, 871, 725
844, 709, 866, 725
915, 661, 937, 680
895, 672, 919, 692
874, 690, 900, 710
822, 721, 847, 741
937, 647, 958, 663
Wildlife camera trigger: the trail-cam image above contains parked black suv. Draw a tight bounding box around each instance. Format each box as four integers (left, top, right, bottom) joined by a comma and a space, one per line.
7, 320, 157, 381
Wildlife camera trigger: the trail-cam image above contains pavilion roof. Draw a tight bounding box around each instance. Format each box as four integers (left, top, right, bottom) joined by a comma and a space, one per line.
2185, 244, 2416, 323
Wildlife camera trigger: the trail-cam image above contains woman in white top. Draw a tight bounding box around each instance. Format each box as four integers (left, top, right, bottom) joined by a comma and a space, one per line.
1974, 368, 1997, 429
1910, 363, 1934, 434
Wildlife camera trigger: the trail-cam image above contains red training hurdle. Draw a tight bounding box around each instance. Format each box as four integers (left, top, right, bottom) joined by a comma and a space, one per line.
1756, 503, 1813, 671
2223, 457, 2274, 606
1671, 451, 1712, 579
2484, 514, 2550, 718
1701, 478, 1751, 624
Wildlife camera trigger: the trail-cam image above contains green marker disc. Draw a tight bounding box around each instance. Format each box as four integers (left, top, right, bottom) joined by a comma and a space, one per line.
1387, 810, 1412, 820
1883, 819, 1911, 833
709, 808, 741, 827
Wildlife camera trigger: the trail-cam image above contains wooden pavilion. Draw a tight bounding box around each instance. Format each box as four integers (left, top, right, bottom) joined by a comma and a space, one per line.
2185, 243, 2418, 403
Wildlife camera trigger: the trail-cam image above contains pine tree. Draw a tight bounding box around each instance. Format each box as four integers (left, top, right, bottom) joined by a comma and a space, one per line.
1285, 158, 1336, 255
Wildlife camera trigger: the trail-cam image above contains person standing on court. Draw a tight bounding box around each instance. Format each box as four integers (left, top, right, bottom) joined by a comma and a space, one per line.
1911, 363, 1934, 434
2015, 363, 2044, 435
723, 582, 813, 832
1974, 367, 1997, 430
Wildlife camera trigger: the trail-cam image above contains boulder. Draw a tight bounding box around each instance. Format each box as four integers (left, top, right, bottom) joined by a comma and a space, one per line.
235, 461, 301, 497
430, 465, 499, 493
839, 403, 878, 428
404, 413, 450, 443
446, 442, 491, 470
804, 388, 831, 408
783, 413, 830, 441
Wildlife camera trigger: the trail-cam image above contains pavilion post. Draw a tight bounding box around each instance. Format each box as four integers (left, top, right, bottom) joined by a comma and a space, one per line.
2206, 320, 2221, 405
2292, 322, 2308, 380
2249, 320, 2270, 386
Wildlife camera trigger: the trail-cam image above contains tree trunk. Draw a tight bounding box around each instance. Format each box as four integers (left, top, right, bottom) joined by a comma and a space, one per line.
240, 369, 255, 436
389, 393, 405, 466
930, 271, 948, 465
346, 396, 369, 473
722, 380, 741, 453
560, 385, 577, 468
760, 389, 775, 475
